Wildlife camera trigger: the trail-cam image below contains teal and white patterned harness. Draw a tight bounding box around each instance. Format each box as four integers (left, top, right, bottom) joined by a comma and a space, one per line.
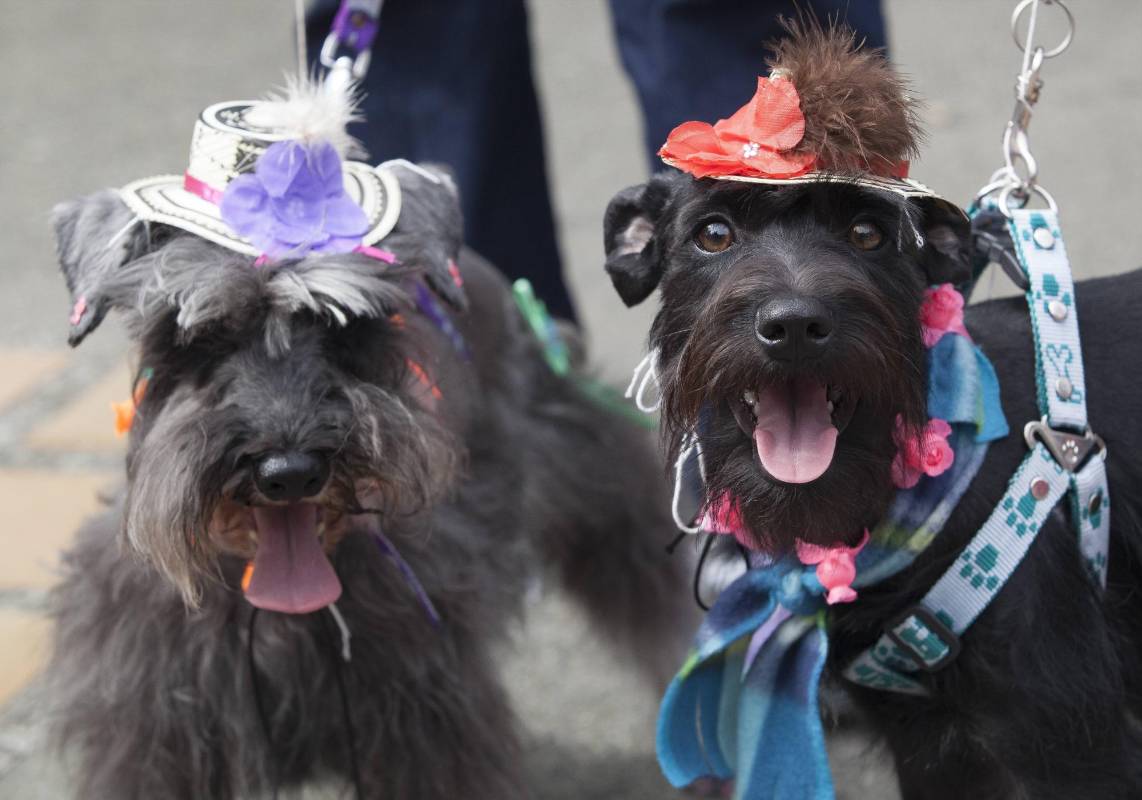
845, 207, 1110, 694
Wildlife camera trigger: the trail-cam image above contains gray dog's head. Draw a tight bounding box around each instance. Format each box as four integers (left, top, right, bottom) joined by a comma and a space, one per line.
53, 166, 464, 607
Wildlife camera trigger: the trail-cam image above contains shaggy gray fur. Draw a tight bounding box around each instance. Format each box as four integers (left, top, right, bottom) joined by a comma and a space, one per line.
43, 166, 693, 798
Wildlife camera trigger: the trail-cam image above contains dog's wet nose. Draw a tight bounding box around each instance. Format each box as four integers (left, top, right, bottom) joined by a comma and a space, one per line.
755, 296, 834, 360
254, 451, 330, 502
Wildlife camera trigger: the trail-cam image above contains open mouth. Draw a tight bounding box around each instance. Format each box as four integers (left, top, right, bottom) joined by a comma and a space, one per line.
731, 379, 856, 484
243, 504, 343, 614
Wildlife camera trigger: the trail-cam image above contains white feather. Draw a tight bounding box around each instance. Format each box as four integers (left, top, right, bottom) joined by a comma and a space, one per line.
245, 72, 364, 158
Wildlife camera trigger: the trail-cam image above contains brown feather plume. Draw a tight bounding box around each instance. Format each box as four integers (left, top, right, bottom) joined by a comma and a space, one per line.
768, 16, 923, 175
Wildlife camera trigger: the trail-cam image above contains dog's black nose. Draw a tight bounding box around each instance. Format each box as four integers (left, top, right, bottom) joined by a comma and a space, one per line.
254, 452, 330, 502
755, 296, 834, 360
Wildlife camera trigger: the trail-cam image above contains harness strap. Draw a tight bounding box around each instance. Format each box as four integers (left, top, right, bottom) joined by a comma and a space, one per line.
1015, 210, 1088, 430
845, 207, 1109, 694
1011, 208, 1110, 585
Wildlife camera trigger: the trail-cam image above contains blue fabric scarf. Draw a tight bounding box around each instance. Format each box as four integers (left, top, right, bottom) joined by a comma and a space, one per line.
657, 332, 1009, 799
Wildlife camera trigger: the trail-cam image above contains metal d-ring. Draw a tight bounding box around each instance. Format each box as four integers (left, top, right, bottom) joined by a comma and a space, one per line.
1012, 0, 1075, 59
997, 182, 1058, 219
973, 170, 1017, 208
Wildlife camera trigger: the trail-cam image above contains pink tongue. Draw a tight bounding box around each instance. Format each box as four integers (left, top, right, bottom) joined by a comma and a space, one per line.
245, 505, 342, 614
753, 378, 838, 484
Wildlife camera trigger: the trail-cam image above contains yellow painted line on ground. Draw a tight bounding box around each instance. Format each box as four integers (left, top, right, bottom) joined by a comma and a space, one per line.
0, 469, 118, 590
23, 362, 133, 453
0, 350, 70, 414
0, 610, 51, 707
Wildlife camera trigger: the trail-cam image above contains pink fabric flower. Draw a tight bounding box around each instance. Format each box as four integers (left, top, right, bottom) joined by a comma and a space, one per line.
892, 416, 955, 489
700, 493, 744, 535
919, 283, 970, 348
796, 530, 869, 605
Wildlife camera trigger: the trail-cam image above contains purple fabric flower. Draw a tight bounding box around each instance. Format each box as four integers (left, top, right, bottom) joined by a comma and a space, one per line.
220, 140, 369, 258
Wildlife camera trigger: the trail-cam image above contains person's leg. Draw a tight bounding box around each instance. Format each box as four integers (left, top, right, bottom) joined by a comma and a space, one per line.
609, 0, 887, 172
307, 0, 576, 320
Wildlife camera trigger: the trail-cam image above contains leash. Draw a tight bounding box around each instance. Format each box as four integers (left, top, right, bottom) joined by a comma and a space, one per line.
319, 0, 385, 80
844, 0, 1110, 694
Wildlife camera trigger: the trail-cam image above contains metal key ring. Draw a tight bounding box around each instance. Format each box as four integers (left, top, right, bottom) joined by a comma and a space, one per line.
997, 182, 1058, 219
1011, 0, 1075, 59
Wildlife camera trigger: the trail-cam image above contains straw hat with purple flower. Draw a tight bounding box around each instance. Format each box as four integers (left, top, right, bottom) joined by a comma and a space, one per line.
120, 76, 401, 261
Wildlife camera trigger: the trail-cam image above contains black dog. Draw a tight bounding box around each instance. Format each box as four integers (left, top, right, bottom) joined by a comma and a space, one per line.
604, 161, 1142, 796
43, 165, 692, 799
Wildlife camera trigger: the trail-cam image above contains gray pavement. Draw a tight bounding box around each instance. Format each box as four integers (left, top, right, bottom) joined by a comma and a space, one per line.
2, 0, 1140, 797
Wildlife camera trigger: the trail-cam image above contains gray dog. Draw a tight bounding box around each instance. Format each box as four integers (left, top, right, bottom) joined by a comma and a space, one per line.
42, 166, 691, 799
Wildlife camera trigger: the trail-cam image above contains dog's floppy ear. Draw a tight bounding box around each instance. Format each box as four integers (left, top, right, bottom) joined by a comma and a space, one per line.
53, 190, 150, 347
916, 198, 972, 287
384, 162, 467, 311
604, 173, 678, 307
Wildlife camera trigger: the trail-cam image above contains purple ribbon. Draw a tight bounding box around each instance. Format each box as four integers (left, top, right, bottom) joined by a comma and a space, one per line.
415, 282, 471, 360
371, 528, 442, 627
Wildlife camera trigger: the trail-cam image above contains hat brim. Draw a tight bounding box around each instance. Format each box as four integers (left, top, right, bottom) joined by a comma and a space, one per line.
119, 162, 402, 257
662, 161, 968, 221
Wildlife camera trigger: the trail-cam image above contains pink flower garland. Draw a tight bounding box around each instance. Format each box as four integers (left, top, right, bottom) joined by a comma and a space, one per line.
920, 283, 970, 348
796, 531, 869, 605
891, 416, 955, 489
689, 283, 971, 604
700, 493, 750, 547
890, 283, 970, 489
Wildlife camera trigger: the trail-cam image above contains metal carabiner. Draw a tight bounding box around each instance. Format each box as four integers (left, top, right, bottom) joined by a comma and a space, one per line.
1004, 45, 1044, 189
1003, 124, 1038, 188
1012, 46, 1045, 128
319, 33, 372, 80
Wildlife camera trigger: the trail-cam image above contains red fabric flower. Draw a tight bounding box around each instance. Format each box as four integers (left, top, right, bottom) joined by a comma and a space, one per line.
919, 283, 970, 348
892, 416, 955, 489
659, 77, 817, 180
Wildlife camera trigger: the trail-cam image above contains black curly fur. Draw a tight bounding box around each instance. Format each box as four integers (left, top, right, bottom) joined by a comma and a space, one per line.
603, 169, 1142, 797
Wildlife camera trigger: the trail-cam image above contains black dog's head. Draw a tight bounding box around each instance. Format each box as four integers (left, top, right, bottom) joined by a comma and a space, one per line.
605, 173, 970, 552
53, 166, 464, 608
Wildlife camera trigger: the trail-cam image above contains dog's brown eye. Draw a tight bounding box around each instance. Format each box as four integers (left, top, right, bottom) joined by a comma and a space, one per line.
695, 221, 734, 253
848, 221, 884, 251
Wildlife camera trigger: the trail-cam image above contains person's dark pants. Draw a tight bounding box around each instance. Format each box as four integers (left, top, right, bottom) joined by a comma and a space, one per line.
309, 0, 886, 322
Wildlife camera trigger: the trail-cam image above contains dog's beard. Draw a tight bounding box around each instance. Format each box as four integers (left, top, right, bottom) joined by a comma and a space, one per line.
657, 268, 926, 553
694, 403, 900, 552
124, 382, 457, 607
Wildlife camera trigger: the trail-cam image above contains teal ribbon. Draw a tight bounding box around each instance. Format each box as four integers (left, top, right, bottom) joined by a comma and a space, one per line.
512, 278, 656, 429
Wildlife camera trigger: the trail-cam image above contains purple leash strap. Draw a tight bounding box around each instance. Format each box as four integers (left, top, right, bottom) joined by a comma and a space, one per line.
320, 0, 384, 78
